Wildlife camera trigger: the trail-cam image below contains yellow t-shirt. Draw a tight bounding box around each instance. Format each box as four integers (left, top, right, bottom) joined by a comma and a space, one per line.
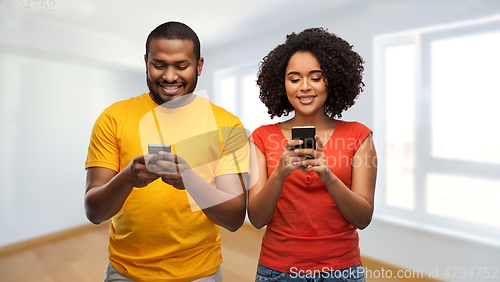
85, 93, 249, 281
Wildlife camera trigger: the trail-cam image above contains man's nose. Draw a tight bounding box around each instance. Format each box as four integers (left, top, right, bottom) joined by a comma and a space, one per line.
163, 67, 178, 82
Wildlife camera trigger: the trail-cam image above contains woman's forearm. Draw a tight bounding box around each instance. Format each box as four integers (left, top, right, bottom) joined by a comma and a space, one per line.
326, 177, 373, 229
248, 170, 286, 229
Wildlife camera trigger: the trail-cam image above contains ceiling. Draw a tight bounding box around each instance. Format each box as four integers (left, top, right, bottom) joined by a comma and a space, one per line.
24, 0, 361, 50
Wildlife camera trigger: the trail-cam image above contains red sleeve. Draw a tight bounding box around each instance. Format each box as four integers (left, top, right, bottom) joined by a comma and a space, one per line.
249, 125, 267, 155
342, 121, 372, 151
355, 122, 372, 150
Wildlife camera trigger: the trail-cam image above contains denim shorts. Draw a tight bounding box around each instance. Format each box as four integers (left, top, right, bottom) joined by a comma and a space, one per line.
255, 263, 365, 282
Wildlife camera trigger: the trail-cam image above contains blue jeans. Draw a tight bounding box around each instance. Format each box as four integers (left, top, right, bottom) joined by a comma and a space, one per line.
255, 264, 365, 282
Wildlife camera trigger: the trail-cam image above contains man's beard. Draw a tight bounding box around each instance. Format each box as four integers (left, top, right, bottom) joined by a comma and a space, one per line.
146, 74, 198, 107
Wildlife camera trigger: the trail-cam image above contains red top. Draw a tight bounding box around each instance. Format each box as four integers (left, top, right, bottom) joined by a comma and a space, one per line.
251, 120, 372, 272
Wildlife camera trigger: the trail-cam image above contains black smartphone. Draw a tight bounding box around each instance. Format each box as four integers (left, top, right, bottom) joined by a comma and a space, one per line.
148, 144, 171, 154
291, 126, 316, 150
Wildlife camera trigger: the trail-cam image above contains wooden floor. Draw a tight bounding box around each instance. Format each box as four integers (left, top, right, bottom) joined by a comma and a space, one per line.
0, 223, 262, 282
0, 223, 110, 282
0, 222, 440, 282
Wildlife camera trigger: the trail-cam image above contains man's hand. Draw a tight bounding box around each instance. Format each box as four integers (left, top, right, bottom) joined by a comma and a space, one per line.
146, 151, 192, 190
126, 155, 161, 188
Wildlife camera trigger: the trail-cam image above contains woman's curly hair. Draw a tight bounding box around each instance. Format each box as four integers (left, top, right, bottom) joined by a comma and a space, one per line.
257, 28, 364, 119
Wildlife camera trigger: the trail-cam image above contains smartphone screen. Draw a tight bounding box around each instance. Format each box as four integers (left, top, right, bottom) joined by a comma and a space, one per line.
291, 126, 316, 149
148, 144, 172, 154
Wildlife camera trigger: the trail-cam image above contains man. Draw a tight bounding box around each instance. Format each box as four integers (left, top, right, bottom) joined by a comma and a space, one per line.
85, 22, 249, 282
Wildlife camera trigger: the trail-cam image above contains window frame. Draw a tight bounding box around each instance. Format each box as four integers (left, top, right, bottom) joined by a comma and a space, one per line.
213, 63, 287, 133
374, 19, 500, 244
214, 63, 258, 118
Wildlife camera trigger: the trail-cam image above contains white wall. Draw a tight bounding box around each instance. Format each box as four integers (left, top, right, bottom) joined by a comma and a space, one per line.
200, 1, 500, 281
0, 10, 147, 247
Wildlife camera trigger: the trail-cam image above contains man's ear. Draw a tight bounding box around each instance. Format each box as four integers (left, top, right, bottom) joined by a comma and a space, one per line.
197, 57, 204, 76
144, 54, 148, 71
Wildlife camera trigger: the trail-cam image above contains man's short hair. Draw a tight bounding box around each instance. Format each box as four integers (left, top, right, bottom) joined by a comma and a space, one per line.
145, 21, 201, 61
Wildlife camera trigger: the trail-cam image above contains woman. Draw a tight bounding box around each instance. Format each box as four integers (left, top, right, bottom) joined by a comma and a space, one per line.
248, 28, 377, 281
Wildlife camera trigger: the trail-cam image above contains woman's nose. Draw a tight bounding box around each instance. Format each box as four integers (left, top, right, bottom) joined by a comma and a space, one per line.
300, 79, 311, 91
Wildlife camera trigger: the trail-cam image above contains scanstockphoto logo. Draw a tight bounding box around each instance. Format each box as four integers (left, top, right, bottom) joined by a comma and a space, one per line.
290, 266, 425, 280
138, 90, 253, 212
290, 266, 364, 279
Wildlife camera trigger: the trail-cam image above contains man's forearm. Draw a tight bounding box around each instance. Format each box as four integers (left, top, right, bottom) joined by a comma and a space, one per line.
181, 170, 247, 231
84, 169, 134, 224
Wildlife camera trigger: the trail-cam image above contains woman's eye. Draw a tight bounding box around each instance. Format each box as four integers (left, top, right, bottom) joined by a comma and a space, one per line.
311, 77, 322, 82
290, 79, 300, 83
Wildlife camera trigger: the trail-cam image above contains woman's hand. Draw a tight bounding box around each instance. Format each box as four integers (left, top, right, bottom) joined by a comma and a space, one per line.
274, 139, 307, 178
297, 136, 335, 185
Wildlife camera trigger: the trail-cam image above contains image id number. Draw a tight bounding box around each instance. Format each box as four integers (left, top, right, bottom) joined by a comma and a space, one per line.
442, 267, 499, 279
1, 0, 56, 12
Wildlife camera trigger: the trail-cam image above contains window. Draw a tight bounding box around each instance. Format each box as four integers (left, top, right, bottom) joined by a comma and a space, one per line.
375, 18, 500, 242
214, 64, 286, 134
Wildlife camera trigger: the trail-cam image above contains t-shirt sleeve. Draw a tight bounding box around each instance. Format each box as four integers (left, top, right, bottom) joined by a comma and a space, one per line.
213, 116, 250, 177
249, 126, 266, 155
352, 122, 373, 151
85, 109, 120, 172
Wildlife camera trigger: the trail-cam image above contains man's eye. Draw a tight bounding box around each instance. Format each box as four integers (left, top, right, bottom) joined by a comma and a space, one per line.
177, 66, 188, 70
154, 64, 165, 70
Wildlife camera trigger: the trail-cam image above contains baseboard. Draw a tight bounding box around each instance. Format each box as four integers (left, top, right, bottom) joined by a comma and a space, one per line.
0, 221, 109, 257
